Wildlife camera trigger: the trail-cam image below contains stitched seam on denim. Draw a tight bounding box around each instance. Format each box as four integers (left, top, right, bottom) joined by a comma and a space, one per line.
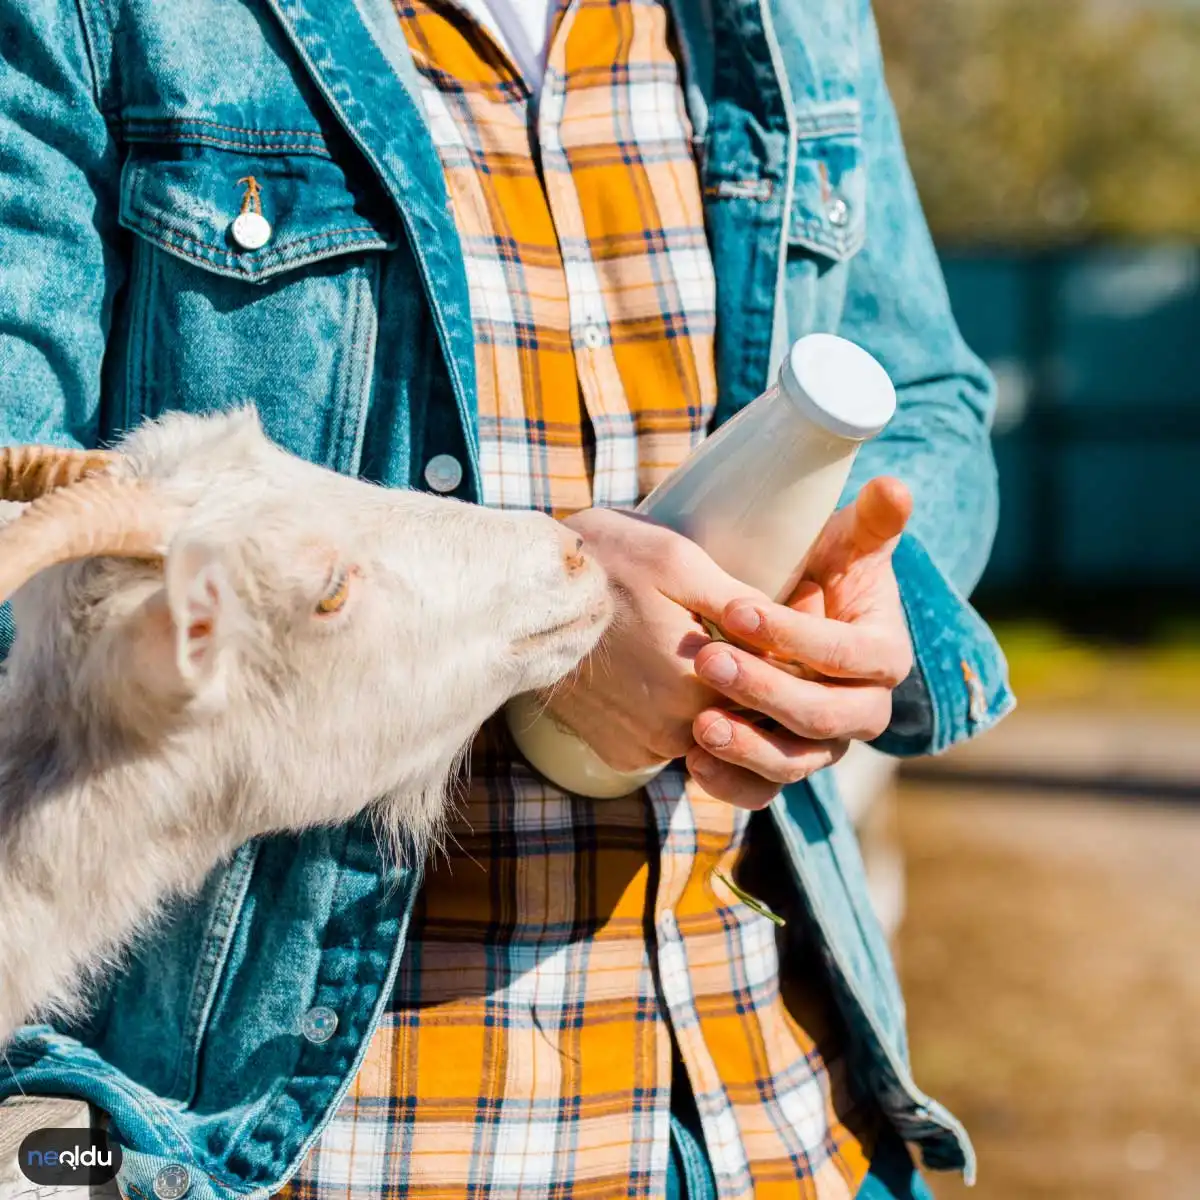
125, 131, 333, 159
792, 97, 863, 138
139, 228, 159, 421
346, 260, 380, 474
149, 234, 385, 280
330, 265, 371, 474
126, 132, 335, 158
72, 0, 109, 112
126, 117, 327, 139
175, 841, 262, 1106
121, 233, 149, 434
124, 210, 385, 266
673, 1113, 717, 1200
793, 117, 862, 141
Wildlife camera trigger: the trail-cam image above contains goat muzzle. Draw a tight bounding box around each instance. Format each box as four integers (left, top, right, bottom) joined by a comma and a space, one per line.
0, 446, 117, 502
0, 474, 171, 605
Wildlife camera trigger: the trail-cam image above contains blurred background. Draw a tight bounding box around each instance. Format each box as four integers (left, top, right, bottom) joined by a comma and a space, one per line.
858, 1, 1199, 1195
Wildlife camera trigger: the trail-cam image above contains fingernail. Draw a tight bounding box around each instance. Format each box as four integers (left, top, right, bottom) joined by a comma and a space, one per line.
701, 717, 733, 748
699, 651, 738, 685
724, 606, 761, 636
687, 749, 712, 778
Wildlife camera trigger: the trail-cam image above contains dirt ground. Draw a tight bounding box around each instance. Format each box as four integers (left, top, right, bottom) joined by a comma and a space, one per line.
895, 781, 1200, 1200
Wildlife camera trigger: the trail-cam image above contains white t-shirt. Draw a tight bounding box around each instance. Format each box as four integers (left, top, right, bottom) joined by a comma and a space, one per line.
455, 0, 556, 93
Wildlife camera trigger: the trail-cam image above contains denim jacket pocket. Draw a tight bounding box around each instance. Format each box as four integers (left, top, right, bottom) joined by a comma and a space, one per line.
786, 101, 866, 263
118, 141, 397, 283
112, 140, 395, 472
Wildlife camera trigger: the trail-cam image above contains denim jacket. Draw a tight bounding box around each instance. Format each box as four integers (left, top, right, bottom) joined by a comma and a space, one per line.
0, 0, 1012, 1193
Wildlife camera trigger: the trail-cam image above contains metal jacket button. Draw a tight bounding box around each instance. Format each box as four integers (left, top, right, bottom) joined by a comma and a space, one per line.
230, 210, 272, 251
827, 196, 850, 228
424, 454, 463, 494
300, 1005, 339, 1044
152, 1165, 191, 1200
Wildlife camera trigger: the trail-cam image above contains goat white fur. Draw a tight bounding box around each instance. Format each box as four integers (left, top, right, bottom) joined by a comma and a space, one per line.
0, 408, 611, 1048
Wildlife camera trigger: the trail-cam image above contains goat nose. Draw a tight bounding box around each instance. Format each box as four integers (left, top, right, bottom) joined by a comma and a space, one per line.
557, 525, 587, 576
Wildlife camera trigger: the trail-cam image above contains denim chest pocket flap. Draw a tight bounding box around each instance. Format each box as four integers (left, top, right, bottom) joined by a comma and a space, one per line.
119, 135, 398, 283
787, 101, 866, 263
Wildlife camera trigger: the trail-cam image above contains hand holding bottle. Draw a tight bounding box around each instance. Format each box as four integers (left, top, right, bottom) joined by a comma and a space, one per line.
536, 506, 771, 780
507, 333, 904, 799
685, 475, 914, 809
539, 476, 914, 811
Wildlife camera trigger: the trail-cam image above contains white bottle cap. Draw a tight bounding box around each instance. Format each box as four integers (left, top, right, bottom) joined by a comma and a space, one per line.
779, 333, 897, 441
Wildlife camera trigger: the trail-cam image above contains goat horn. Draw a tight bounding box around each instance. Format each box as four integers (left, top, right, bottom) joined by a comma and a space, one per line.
0, 446, 117, 502
0, 475, 172, 605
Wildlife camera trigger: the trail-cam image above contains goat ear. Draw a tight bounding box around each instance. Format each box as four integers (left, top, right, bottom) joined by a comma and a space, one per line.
164, 541, 242, 688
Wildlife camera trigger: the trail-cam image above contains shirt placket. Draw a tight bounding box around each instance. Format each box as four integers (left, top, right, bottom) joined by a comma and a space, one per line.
536, 2, 642, 511
647, 777, 757, 1200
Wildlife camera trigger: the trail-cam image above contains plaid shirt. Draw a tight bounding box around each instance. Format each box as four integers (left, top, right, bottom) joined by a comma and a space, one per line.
280, 2, 880, 1197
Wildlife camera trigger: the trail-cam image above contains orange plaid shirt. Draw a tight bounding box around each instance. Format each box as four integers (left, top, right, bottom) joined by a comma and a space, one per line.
281, 2, 881, 1197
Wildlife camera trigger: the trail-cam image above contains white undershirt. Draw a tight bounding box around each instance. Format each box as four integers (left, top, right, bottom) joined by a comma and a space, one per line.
455, 0, 556, 93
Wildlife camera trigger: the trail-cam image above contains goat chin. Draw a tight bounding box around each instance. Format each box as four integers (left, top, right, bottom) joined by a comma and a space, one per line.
0, 407, 610, 1048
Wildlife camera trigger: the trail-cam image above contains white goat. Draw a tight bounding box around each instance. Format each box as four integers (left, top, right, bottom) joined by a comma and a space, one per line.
0, 408, 611, 1048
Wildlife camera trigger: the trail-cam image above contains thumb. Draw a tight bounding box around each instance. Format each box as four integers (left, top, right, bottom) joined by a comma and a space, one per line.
785, 579, 826, 617
849, 476, 912, 557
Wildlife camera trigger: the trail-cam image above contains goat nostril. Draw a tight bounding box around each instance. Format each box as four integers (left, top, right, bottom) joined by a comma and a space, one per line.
554, 523, 588, 575
562, 536, 586, 576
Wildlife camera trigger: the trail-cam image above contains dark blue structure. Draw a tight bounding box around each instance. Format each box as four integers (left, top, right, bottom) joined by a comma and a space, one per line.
941, 246, 1200, 611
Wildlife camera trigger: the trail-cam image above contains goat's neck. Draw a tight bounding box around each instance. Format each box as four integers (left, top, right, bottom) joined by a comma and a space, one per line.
0, 707, 236, 1047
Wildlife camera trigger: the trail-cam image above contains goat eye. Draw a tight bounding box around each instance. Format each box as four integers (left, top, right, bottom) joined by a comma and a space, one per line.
315, 569, 352, 616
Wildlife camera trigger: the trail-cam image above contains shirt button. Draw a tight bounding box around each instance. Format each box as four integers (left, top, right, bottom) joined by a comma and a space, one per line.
423, 453, 463, 494
152, 1165, 191, 1200
230, 210, 272, 251
827, 196, 850, 228
300, 1005, 339, 1045
581, 323, 605, 351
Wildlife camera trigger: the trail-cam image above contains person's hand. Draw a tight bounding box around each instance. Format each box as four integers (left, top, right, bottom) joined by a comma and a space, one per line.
542, 477, 913, 809
684, 476, 915, 808
541, 507, 773, 776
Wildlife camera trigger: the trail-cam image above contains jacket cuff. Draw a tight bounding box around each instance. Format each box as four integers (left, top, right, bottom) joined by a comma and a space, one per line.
872, 532, 1015, 758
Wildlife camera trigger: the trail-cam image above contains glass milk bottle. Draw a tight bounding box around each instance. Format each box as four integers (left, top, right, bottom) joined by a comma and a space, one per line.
505, 333, 897, 799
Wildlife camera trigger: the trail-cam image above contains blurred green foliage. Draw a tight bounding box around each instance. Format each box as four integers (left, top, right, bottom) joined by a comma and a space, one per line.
874, 0, 1200, 245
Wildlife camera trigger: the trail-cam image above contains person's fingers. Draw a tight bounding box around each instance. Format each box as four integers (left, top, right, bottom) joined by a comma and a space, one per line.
767, 581, 827, 682
693, 645, 894, 740
850, 476, 912, 557
684, 747, 782, 810
692, 709, 849, 786
704, 605, 913, 687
